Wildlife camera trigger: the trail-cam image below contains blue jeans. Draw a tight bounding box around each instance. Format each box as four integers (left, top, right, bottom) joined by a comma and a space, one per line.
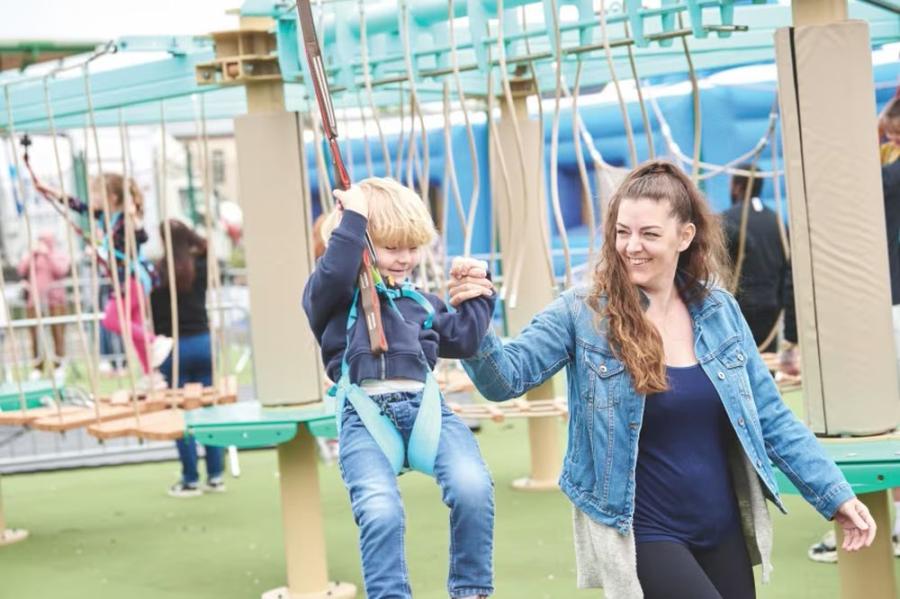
160, 332, 224, 485
339, 391, 494, 599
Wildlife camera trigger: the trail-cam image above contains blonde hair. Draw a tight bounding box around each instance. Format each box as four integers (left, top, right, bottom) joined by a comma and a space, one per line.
91, 173, 144, 217
320, 177, 436, 248
880, 97, 900, 138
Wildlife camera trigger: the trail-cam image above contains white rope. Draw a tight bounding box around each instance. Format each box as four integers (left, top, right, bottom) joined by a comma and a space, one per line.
354, 89, 375, 178
679, 12, 702, 183
623, 21, 654, 160
570, 61, 597, 257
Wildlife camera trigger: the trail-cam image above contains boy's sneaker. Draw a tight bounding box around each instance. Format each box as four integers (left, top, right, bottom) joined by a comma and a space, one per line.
808, 530, 838, 563
205, 477, 226, 493
168, 481, 202, 498
894, 534, 900, 558
150, 336, 174, 369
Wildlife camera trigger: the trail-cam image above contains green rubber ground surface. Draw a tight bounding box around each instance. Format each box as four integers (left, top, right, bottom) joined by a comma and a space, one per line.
1, 392, 898, 598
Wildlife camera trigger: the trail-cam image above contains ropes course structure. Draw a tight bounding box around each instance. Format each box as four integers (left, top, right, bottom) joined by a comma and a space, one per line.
1, 0, 899, 595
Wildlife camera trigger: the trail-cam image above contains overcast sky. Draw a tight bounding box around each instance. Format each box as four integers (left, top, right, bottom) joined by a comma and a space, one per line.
0, 0, 241, 40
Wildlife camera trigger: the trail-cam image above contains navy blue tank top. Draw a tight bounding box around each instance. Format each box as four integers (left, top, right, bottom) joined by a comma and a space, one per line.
633, 364, 741, 549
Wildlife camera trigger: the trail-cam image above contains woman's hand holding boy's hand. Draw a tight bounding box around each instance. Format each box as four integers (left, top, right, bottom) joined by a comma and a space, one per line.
448, 257, 494, 307
333, 186, 368, 218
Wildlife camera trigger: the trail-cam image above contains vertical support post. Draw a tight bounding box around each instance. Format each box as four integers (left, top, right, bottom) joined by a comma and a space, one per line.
0, 475, 28, 546
233, 27, 354, 595
490, 83, 561, 491
834, 491, 898, 599
775, 2, 898, 597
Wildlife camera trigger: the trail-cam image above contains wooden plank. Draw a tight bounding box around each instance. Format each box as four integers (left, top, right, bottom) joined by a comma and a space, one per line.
30, 402, 166, 432
0, 405, 82, 426
87, 409, 186, 441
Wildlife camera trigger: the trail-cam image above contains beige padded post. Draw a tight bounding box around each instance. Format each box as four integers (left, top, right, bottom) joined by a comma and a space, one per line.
235, 71, 354, 597
775, 19, 900, 436
490, 84, 562, 491
776, 3, 898, 597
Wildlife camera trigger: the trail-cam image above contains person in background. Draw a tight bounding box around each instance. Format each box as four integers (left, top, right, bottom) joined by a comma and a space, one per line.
721, 166, 799, 375
17, 231, 70, 380
150, 220, 225, 498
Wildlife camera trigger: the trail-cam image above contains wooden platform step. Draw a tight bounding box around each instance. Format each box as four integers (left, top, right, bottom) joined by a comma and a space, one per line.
87, 409, 186, 441
448, 398, 569, 423
0, 405, 83, 426
29, 402, 167, 432
99, 378, 239, 410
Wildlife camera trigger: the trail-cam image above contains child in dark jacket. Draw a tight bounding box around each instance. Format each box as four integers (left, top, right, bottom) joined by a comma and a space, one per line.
303, 177, 495, 599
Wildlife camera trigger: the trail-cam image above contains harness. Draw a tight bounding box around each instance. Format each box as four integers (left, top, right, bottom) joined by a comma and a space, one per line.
98, 212, 153, 293
333, 281, 442, 476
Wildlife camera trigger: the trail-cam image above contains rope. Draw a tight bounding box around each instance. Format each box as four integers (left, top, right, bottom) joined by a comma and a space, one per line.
198, 94, 226, 398
484, 50, 516, 302
40, 76, 98, 401
115, 117, 145, 427
598, 0, 638, 167
354, 89, 375, 178
678, 12, 702, 183
546, 0, 574, 288
649, 96, 783, 180
395, 82, 406, 179
158, 101, 180, 389
442, 82, 468, 243
310, 112, 334, 213
83, 64, 140, 405
447, 0, 480, 257
570, 61, 597, 257
2, 85, 64, 415
496, 0, 555, 307
81, 117, 104, 404
0, 215, 27, 414
358, 0, 392, 177
623, 21, 654, 160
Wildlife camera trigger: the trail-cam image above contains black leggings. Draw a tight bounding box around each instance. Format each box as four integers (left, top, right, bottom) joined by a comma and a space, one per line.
636, 530, 756, 599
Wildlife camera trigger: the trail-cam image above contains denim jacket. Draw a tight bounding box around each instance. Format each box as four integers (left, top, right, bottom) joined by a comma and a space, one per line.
463, 285, 854, 535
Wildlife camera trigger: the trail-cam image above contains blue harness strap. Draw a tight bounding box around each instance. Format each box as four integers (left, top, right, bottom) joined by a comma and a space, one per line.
334, 283, 442, 476
98, 212, 153, 293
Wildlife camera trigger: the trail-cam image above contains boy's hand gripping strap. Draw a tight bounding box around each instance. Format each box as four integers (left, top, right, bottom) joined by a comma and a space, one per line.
297, 0, 387, 355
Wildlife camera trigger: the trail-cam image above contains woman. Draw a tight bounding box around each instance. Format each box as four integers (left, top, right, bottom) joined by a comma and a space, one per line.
449, 161, 875, 598
150, 220, 224, 498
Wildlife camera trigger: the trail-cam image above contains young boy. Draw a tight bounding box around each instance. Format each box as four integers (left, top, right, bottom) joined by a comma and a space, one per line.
303, 177, 496, 599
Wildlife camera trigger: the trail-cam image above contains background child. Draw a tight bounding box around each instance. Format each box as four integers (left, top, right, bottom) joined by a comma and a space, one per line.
303, 178, 496, 599
17, 230, 70, 379
40, 174, 172, 375
878, 96, 900, 165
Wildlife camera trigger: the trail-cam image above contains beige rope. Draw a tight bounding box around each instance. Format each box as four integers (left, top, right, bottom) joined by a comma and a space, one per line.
447, 0, 480, 258
0, 209, 27, 414
3, 85, 64, 416
545, 0, 573, 288
198, 94, 225, 397
496, 0, 554, 307
42, 77, 98, 401
570, 61, 597, 257
623, 21, 654, 160
81, 117, 103, 397
442, 82, 468, 242
158, 101, 180, 389
83, 64, 140, 407
678, 13, 702, 184
358, 0, 392, 178
598, 0, 638, 167
395, 82, 406, 178
354, 89, 375, 178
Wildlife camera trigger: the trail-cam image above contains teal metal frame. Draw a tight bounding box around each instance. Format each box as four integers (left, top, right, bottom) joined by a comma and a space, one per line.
184, 401, 338, 449
1, 2, 898, 131
776, 439, 900, 496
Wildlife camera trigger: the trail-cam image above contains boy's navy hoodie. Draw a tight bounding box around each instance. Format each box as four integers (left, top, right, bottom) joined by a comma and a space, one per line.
303, 210, 496, 385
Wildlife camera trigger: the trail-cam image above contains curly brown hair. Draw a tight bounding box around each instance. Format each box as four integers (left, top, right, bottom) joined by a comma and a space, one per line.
588, 161, 730, 394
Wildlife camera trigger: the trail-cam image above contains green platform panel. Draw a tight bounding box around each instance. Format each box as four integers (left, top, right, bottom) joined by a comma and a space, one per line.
775, 438, 900, 496
0, 381, 55, 412
184, 401, 338, 449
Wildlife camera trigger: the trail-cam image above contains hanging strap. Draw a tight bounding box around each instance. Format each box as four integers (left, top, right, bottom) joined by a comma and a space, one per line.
334, 284, 441, 476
